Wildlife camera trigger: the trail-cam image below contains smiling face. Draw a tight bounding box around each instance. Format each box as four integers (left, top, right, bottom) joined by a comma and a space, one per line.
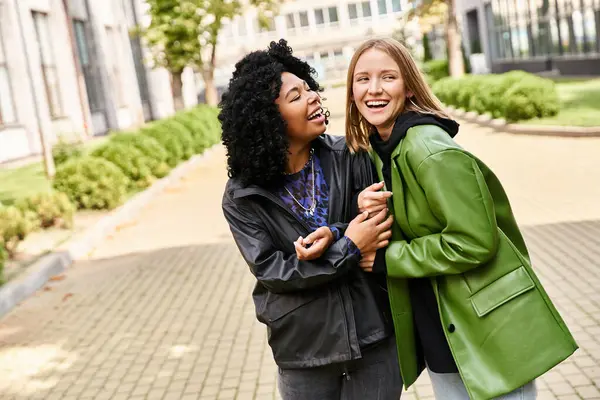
275, 72, 327, 145
351, 48, 411, 138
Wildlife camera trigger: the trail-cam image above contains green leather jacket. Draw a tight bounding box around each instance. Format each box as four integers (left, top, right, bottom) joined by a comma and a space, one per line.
371, 125, 578, 400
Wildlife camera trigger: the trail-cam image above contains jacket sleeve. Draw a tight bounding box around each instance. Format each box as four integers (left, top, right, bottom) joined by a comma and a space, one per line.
384, 149, 499, 278
223, 195, 360, 293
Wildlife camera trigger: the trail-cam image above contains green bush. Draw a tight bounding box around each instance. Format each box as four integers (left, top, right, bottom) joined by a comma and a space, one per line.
423, 59, 450, 82
52, 136, 84, 166
173, 113, 210, 153
53, 157, 129, 210
157, 119, 196, 160
111, 133, 171, 178
432, 71, 560, 122
15, 191, 76, 229
0, 206, 40, 256
503, 75, 559, 121
92, 142, 154, 188
141, 124, 185, 167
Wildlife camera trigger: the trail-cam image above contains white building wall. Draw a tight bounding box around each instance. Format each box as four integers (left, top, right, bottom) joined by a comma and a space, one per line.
0, 0, 145, 163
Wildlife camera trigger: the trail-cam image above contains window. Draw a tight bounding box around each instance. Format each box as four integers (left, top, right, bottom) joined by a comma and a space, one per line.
362, 2, 372, 17
378, 0, 387, 14
315, 9, 325, 25
328, 7, 339, 23
73, 20, 102, 112
348, 3, 359, 19
32, 12, 62, 118
105, 26, 126, 106
299, 11, 309, 27
286, 13, 296, 29
0, 21, 16, 125
392, 0, 401, 12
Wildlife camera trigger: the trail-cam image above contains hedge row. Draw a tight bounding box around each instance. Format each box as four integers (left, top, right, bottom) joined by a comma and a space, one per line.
0, 105, 221, 281
53, 105, 221, 211
432, 71, 560, 122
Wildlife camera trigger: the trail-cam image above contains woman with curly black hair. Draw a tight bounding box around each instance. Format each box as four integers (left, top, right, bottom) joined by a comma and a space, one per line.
221, 39, 403, 399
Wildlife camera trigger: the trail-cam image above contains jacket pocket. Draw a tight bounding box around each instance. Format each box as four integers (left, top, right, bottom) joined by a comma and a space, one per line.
264, 292, 320, 323
470, 266, 535, 317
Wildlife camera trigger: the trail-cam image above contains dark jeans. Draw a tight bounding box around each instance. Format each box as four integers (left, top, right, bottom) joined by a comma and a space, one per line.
278, 336, 403, 400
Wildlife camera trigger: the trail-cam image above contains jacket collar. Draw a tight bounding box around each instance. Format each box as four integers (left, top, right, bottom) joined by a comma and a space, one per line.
231, 135, 336, 200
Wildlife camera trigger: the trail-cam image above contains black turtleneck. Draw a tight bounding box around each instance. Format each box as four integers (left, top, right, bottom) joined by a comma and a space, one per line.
369, 111, 460, 374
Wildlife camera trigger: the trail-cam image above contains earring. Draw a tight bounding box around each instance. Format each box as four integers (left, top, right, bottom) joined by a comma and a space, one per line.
322, 106, 331, 125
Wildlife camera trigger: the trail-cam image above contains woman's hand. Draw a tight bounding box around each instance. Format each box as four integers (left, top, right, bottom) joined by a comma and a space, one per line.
294, 227, 334, 261
345, 209, 393, 254
360, 252, 376, 272
358, 182, 392, 218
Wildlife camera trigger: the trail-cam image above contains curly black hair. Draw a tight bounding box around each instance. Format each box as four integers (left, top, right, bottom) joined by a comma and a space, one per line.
219, 39, 323, 188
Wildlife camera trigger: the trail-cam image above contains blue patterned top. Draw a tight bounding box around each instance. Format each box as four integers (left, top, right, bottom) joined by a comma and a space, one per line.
277, 151, 360, 257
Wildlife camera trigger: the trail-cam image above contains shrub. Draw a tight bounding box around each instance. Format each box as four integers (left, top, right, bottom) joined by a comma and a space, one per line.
173, 113, 210, 153
502, 75, 559, 121
111, 133, 171, 178
15, 191, 76, 229
53, 157, 129, 210
141, 124, 185, 167
423, 59, 449, 82
92, 142, 154, 188
52, 136, 84, 166
432, 71, 560, 122
0, 206, 40, 256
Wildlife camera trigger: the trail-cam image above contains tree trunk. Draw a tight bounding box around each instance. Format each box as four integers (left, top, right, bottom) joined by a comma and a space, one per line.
202, 43, 219, 106
446, 0, 465, 77
170, 71, 184, 111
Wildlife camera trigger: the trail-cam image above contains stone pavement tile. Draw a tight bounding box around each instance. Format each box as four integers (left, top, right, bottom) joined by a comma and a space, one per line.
577, 385, 600, 398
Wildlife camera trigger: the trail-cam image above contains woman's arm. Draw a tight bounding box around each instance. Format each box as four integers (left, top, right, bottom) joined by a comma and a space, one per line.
383, 149, 499, 278
223, 195, 361, 294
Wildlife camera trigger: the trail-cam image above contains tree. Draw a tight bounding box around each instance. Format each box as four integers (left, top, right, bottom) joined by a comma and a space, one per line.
197, 0, 279, 106
406, 0, 465, 77
140, 0, 204, 111
423, 33, 432, 62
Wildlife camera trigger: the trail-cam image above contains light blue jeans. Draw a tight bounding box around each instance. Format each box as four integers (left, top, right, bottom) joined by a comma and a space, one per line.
428, 369, 537, 400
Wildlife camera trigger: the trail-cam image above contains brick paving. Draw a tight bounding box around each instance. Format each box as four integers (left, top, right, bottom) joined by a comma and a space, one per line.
1, 115, 600, 399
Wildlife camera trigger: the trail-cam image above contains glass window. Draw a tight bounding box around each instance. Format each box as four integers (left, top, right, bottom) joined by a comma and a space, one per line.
328, 7, 339, 23
299, 11, 309, 27
73, 20, 102, 112
0, 21, 16, 125
286, 13, 295, 29
315, 9, 325, 25
348, 4, 359, 19
392, 0, 401, 12
32, 12, 63, 118
362, 1, 372, 17
378, 0, 387, 14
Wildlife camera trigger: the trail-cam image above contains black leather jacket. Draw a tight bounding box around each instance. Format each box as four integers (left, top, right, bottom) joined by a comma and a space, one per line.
222, 135, 392, 369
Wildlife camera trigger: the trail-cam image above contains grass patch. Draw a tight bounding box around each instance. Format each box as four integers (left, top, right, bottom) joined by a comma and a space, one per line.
522, 78, 600, 127
0, 163, 52, 206
0, 136, 110, 206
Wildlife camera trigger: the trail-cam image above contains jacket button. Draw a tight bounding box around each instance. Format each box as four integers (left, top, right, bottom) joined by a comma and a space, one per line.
448, 324, 456, 333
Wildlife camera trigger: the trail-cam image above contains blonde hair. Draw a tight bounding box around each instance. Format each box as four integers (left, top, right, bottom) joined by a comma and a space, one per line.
345, 38, 449, 153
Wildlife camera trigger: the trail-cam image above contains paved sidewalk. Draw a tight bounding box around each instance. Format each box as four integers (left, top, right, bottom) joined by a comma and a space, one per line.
1, 123, 600, 400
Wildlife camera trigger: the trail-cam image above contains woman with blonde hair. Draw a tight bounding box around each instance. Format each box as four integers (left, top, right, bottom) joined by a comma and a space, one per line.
346, 37, 578, 400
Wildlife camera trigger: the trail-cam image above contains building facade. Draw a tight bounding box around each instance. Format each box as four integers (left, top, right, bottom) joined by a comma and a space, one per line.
0, 0, 146, 163
210, 0, 417, 90
457, 0, 600, 75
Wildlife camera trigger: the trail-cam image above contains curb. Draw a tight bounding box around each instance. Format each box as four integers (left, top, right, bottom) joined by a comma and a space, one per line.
446, 106, 600, 137
0, 145, 218, 319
